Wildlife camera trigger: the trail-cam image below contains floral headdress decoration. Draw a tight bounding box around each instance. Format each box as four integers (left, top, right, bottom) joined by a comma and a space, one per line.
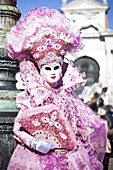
7, 7, 84, 67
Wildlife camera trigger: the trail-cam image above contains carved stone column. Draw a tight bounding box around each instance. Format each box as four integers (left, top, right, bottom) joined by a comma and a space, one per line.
0, 1, 21, 170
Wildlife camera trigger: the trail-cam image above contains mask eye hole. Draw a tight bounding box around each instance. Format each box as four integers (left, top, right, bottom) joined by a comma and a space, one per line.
54, 66, 59, 70
45, 67, 51, 71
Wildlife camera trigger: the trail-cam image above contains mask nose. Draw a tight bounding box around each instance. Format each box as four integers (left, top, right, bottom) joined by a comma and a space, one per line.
51, 73, 55, 75
51, 68, 55, 75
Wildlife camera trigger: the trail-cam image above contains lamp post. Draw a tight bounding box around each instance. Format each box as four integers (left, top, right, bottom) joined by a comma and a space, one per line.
0, 1, 21, 170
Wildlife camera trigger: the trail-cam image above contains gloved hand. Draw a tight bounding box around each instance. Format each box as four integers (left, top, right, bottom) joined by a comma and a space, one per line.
31, 138, 54, 154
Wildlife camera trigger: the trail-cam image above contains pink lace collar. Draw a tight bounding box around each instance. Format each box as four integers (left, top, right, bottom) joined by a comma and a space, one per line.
19, 60, 86, 92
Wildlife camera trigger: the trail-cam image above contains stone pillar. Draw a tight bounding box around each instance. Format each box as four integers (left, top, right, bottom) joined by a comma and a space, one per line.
62, 0, 67, 5
0, 1, 21, 170
103, 0, 107, 5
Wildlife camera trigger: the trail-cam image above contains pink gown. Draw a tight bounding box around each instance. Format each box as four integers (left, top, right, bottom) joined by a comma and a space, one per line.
7, 60, 107, 170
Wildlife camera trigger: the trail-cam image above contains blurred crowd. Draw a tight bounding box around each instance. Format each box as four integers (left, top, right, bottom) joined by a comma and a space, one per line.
80, 82, 113, 170
89, 98, 113, 170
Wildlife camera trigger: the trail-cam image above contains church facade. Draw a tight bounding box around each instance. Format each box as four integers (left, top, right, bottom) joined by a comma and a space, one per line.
61, 0, 113, 105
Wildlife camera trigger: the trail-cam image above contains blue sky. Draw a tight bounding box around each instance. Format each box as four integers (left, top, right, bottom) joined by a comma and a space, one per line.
17, 0, 113, 30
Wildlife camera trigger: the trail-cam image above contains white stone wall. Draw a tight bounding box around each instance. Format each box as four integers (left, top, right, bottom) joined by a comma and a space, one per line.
78, 36, 113, 104
60, 0, 113, 105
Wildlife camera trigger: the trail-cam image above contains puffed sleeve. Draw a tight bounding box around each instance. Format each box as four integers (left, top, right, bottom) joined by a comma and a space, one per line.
13, 90, 35, 147
71, 89, 107, 162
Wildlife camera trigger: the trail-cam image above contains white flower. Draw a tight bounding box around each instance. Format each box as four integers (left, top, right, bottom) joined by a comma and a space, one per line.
41, 111, 62, 129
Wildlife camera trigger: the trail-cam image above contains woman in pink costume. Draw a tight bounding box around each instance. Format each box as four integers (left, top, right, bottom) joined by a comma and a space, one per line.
7, 7, 107, 170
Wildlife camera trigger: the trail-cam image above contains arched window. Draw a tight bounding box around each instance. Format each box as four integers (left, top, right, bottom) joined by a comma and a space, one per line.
75, 56, 100, 94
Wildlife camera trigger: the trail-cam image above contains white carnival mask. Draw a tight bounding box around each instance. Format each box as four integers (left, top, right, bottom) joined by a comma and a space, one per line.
40, 62, 62, 85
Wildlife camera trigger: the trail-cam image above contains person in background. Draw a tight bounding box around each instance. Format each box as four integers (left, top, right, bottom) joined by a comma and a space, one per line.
80, 82, 108, 115
106, 105, 113, 157
98, 98, 113, 170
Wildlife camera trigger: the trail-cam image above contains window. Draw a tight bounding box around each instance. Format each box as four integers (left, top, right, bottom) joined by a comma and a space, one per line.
75, 56, 100, 94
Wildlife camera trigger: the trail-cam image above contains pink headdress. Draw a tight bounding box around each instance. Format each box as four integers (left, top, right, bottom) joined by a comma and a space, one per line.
30, 34, 66, 67
6, 7, 84, 65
